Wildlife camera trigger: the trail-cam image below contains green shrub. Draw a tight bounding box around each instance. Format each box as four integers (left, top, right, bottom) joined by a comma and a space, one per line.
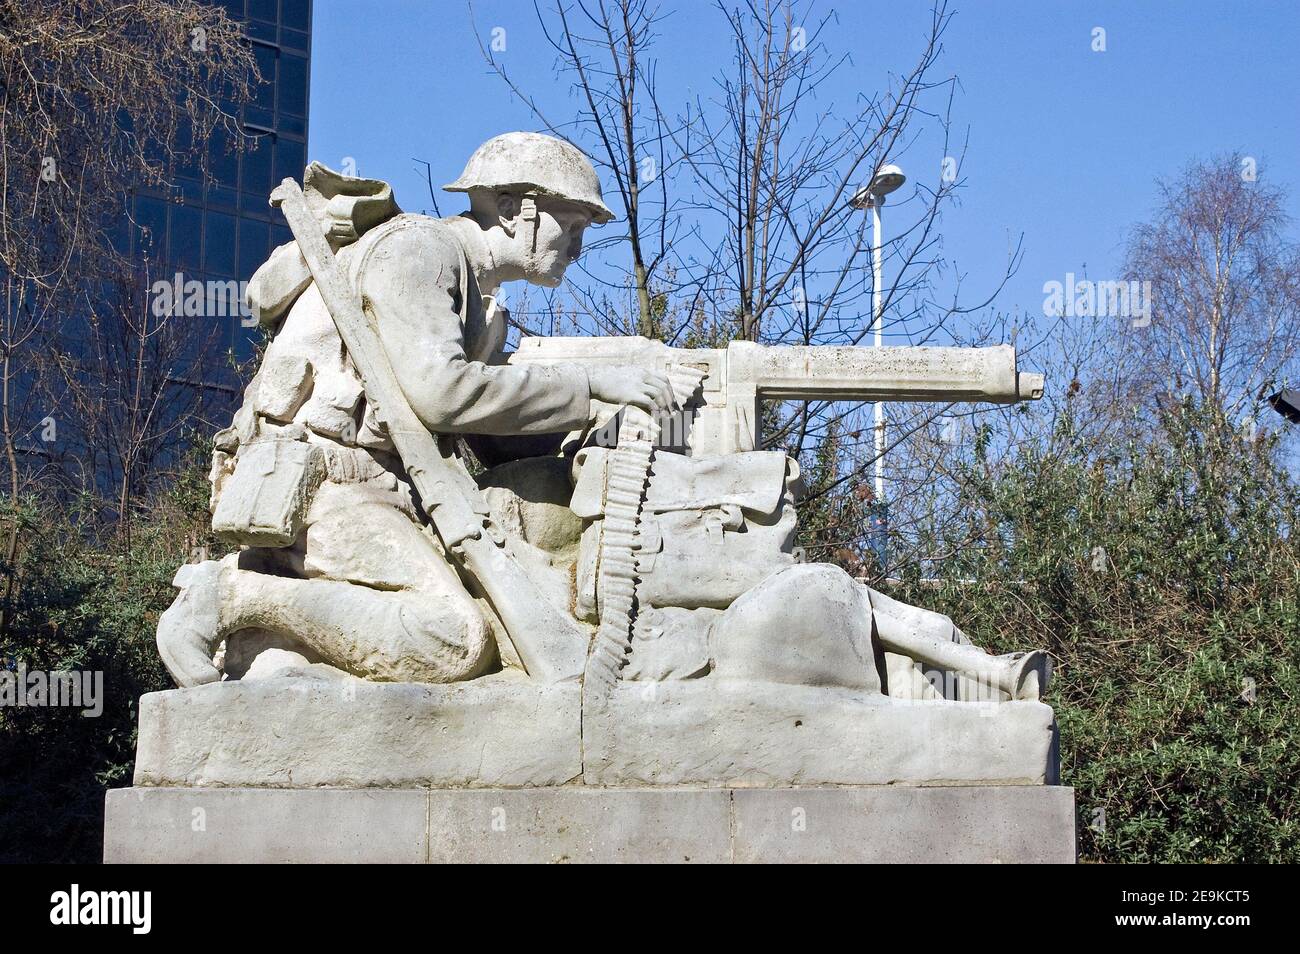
0, 460, 218, 863
888, 402, 1300, 862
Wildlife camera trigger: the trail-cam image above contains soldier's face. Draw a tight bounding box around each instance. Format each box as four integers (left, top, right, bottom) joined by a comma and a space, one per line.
526, 199, 591, 287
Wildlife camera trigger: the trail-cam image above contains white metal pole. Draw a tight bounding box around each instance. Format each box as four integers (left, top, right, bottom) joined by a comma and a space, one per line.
871, 199, 885, 505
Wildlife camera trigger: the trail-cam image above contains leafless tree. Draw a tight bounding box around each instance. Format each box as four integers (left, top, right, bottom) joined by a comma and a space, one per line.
884, 154, 1300, 582
675, 0, 1020, 570
1121, 154, 1300, 424
472, 0, 686, 338
468, 0, 1022, 574
38, 261, 239, 538
0, 0, 255, 624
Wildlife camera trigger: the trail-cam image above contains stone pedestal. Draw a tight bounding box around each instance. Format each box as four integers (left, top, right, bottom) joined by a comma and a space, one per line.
104, 785, 1077, 863
106, 676, 1075, 862
127, 677, 1057, 788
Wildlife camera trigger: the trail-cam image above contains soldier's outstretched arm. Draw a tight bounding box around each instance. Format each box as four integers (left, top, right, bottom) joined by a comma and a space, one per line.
359, 225, 593, 436
359, 225, 673, 434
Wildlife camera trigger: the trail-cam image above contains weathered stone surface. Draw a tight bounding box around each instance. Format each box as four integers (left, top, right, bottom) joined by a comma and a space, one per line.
252, 352, 314, 422
478, 456, 585, 555
104, 786, 1076, 863
511, 336, 1042, 458
584, 679, 1058, 787
730, 786, 1077, 864
104, 787, 427, 864
135, 674, 1055, 790
711, 564, 880, 691
133, 675, 581, 788
426, 788, 732, 863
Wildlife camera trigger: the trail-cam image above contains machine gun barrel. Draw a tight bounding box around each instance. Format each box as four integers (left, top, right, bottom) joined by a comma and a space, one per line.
507, 336, 1043, 456
729, 341, 1043, 404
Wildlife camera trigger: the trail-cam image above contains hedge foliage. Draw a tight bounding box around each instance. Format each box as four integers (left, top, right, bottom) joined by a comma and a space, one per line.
0, 462, 217, 863
888, 402, 1300, 862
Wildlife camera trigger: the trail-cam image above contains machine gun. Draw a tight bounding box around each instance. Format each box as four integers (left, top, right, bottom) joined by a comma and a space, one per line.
509, 335, 1043, 704
508, 337, 1044, 456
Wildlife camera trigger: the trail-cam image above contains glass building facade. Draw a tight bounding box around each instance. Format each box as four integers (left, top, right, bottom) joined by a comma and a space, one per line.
131, 0, 311, 362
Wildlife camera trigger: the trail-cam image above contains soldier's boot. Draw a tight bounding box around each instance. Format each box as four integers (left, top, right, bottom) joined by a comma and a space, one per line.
156, 557, 231, 687
884, 636, 1051, 701
1001, 650, 1053, 701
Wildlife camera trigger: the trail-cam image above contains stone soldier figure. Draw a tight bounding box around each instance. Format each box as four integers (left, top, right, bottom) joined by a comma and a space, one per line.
157, 130, 1048, 704
156, 133, 673, 686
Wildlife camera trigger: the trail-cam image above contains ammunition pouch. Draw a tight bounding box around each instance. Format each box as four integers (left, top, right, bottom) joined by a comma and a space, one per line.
211, 438, 326, 548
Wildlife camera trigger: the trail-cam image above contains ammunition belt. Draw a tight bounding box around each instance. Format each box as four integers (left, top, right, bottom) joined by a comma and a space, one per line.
584, 367, 706, 706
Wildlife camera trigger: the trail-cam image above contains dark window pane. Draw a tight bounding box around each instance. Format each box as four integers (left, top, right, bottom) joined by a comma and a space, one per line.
134, 196, 168, 258
206, 184, 238, 214
169, 203, 203, 271
240, 189, 273, 219
247, 19, 276, 44
207, 126, 239, 186
238, 220, 270, 280
173, 118, 202, 181
205, 211, 237, 276
274, 138, 305, 186
175, 150, 203, 182
205, 280, 243, 323
279, 52, 308, 117
218, 0, 245, 17
241, 133, 275, 196
108, 216, 131, 257
282, 27, 309, 52
271, 224, 292, 249
233, 327, 259, 363
248, 0, 277, 24
178, 179, 203, 204
244, 105, 274, 130
143, 143, 167, 175
253, 44, 276, 109
278, 114, 306, 138
282, 0, 309, 31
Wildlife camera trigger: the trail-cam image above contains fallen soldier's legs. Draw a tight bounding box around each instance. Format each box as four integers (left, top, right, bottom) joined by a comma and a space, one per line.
709, 564, 1048, 699
862, 585, 1049, 700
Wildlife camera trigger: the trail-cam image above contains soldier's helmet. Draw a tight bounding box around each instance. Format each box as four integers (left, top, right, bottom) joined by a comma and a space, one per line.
444, 132, 615, 224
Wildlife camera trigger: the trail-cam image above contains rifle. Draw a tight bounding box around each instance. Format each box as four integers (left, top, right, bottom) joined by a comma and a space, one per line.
269, 178, 588, 684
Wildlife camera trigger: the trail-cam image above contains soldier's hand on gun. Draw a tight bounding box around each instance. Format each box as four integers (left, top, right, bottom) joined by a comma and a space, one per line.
588, 366, 676, 413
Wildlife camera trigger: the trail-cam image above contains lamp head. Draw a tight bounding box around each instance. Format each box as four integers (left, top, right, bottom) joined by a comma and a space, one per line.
851, 163, 907, 209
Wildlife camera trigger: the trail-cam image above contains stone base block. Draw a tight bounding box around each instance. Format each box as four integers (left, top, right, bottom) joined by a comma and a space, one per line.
585, 681, 1059, 787
132, 676, 582, 788
134, 676, 1056, 789
104, 785, 1077, 863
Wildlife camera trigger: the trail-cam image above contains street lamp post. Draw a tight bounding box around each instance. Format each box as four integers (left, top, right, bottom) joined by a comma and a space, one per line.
851, 163, 905, 566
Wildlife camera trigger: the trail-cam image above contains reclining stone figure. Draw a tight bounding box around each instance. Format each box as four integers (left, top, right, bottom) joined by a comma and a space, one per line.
155, 131, 1049, 706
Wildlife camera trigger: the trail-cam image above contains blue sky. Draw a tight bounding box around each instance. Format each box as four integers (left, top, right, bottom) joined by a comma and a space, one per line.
308, 0, 1299, 327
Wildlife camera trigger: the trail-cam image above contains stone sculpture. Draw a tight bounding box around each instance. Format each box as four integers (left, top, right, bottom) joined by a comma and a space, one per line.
158, 131, 1048, 701
106, 132, 1074, 863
